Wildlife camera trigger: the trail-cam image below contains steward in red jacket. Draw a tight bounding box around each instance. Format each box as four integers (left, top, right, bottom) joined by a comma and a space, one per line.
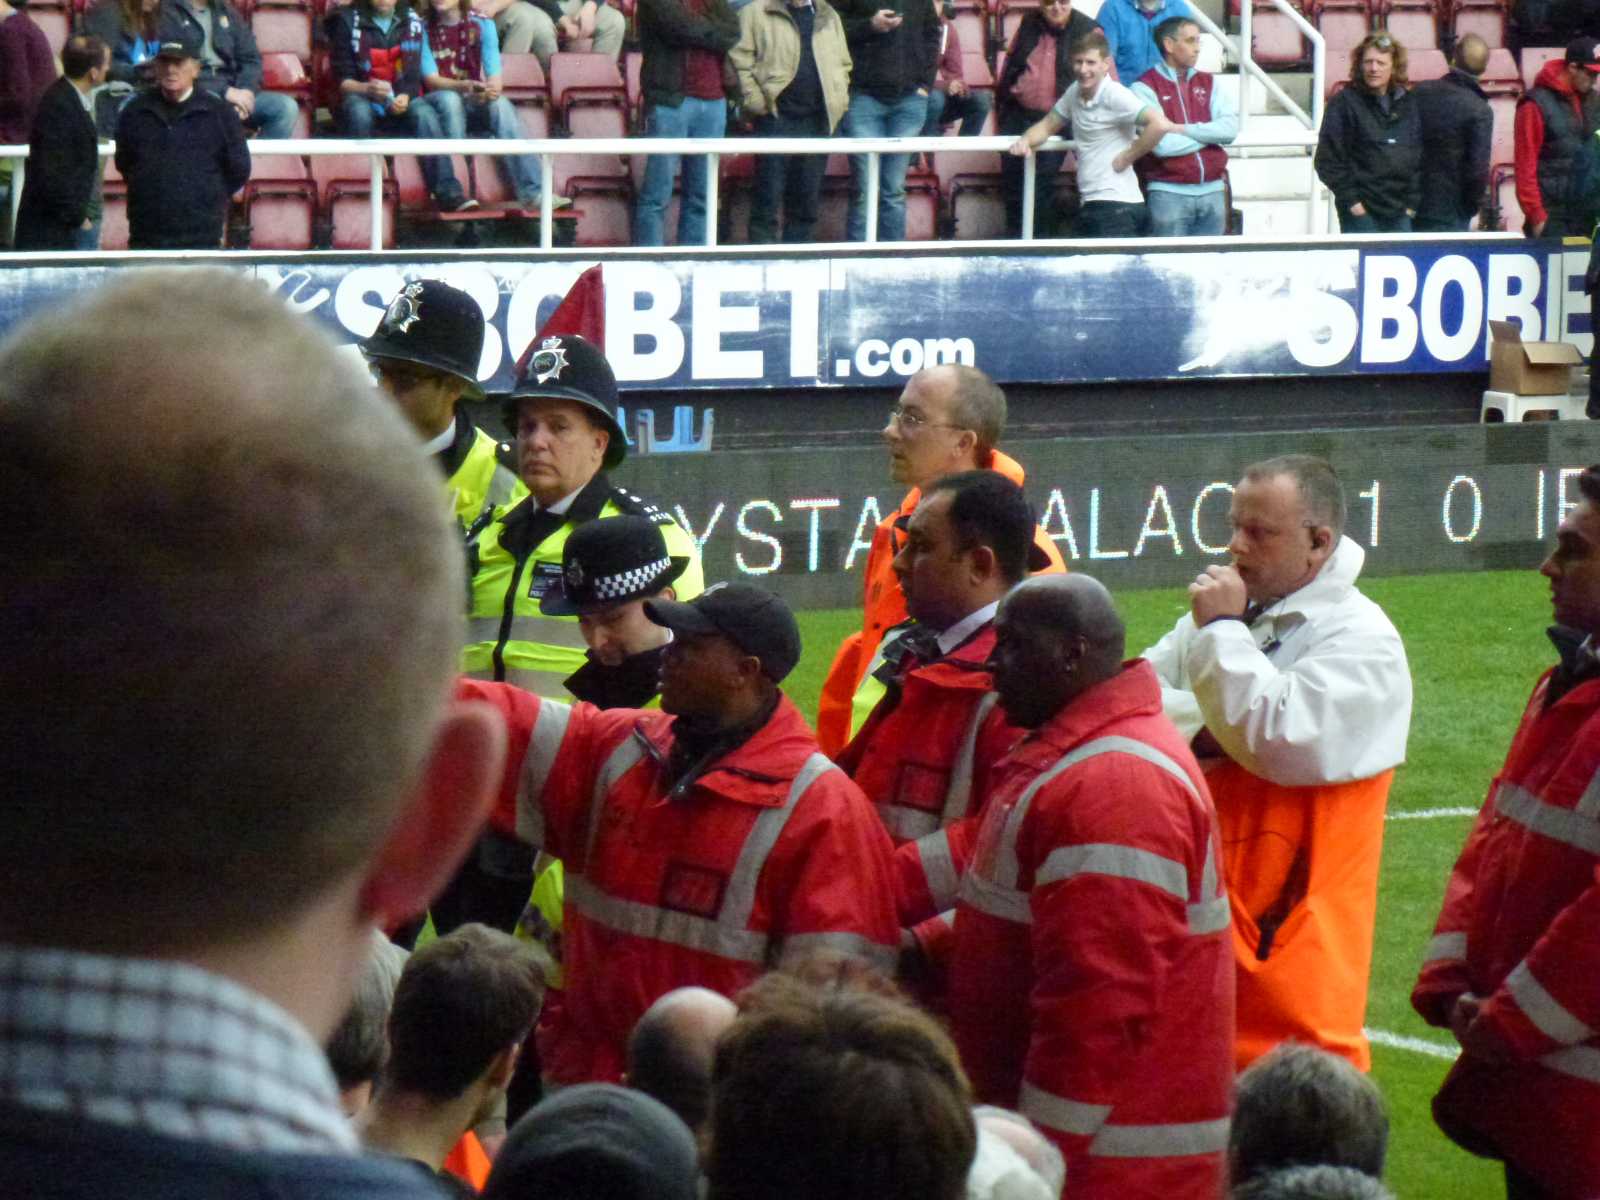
1412, 468, 1600, 1197
461, 583, 899, 1086
833, 471, 1033, 959
948, 576, 1234, 1199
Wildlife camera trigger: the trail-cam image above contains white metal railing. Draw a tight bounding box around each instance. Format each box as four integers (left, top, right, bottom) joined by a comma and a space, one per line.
3, 121, 1322, 252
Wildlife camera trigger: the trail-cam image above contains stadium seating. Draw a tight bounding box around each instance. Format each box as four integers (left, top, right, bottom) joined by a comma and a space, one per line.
933, 145, 1007, 240
1378, 0, 1436, 53
1521, 44, 1563, 88
99, 159, 129, 252
1490, 164, 1523, 232
997, 0, 1038, 49
251, 0, 315, 67
1449, 0, 1505, 47
239, 152, 316, 249
1248, 0, 1308, 67
548, 51, 626, 120
950, 2, 988, 65
30, 2, 71, 59
260, 51, 315, 136
815, 153, 853, 242
961, 48, 995, 92
500, 53, 549, 103
905, 164, 940, 239
1314, 0, 1373, 91
720, 152, 755, 245
1407, 47, 1448, 80
311, 153, 397, 248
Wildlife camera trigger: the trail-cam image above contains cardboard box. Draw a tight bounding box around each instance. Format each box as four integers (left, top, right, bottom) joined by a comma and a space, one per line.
1489, 320, 1584, 396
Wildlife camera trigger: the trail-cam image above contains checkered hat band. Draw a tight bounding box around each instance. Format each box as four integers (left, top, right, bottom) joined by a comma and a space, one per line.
592, 557, 672, 601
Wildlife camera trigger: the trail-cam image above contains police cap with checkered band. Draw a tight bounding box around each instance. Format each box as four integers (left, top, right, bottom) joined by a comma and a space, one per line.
540, 515, 689, 616
497, 333, 626, 469
359, 279, 486, 398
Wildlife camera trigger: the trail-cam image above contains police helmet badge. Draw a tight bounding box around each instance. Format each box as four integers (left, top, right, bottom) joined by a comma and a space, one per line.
565, 559, 585, 589
382, 281, 426, 335
530, 336, 570, 385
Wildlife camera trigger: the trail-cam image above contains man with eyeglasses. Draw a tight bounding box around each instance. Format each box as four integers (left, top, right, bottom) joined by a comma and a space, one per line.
362, 278, 525, 539
814, 363, 1065, 756
1141, 454, 1413, 1073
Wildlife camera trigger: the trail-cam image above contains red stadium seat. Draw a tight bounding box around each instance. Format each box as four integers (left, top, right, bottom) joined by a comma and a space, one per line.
1314, 0, 1374, 90
1250, 1, 1308, 66
951, 7, 988, 64
31, 5, 70, 58
1450, 0, 1505, 48
240, 154, 316, 248
548, 51, 625, 114
1480, 46, 1520, 91
569, 189, 634, 244
251, 4, 314, 65
1521, 45, 1563, 88
1378, 0, 1437, 52
500, 53, 549, 102
512, 100, 552, 140
904, 165, 941, 240
392, 151, 472, 212
1487, 92, 1518, 167
261, 50, 312, 96
961, 48, 995, 88
1407, 47, 1448, 79
311, 153, 396, 248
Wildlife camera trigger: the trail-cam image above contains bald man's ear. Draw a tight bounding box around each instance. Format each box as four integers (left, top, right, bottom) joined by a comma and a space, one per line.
357, 698, 506, 929
1309, 524, 1334, 555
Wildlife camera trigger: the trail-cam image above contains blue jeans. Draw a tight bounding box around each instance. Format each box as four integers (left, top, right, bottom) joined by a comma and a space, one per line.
635, 96, 726, 246
422, 90, 543, 202
843, 90, 925, 241
1074, 199, 1145, 238
1146, 187, 1227, 236
922, 86, 992, 137
73, 220, 101, 249
245, 90, 299, 138
1337, 207, 1412, 233
337, 91, 462, 203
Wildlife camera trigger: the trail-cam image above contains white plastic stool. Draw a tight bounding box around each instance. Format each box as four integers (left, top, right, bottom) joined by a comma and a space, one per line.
1481, 390, 1590, 422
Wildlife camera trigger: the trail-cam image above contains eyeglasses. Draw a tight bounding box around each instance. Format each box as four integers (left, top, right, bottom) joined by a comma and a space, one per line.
887, 405, 965, 433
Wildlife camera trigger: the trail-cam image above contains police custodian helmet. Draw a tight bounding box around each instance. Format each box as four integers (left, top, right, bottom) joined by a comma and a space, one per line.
497, 333, 627, 469
359, 279, 486, 398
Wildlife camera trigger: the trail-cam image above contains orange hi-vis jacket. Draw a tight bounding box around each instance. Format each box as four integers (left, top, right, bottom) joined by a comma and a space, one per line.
1412, 655, 1600, 1197
834, 619, 1024, 951
1143, 538, 1412, 1071
947, 660, 1235, 1199
814, 449, 1067, 757
460, 679, 900, 1086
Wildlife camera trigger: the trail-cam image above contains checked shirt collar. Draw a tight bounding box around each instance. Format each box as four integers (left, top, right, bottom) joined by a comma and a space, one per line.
0, 944, 357, 1155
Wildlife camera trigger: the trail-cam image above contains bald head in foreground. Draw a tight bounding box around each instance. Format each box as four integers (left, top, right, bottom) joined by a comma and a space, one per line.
0, 270, 505, 1199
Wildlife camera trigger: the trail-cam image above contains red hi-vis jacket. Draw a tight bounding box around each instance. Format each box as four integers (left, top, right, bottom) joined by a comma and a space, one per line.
1412, 664, 1600, 1196
460, 679, 900, 1086
834, 621, 1022, 946
947, 660, 1235, 1200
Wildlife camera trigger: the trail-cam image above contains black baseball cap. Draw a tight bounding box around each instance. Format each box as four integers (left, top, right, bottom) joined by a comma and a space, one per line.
644, 583, 802, 684
154, 24, 202, 59
1567, 36, 1600, 71
541, 516, 689, 616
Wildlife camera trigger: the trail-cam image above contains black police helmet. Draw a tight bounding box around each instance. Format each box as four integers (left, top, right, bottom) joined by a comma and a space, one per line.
360, 279, 486, 398
497, 334, 626, 469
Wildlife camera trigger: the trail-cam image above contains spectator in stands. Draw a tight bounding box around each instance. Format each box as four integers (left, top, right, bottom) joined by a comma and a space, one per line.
1313, 33, 1421, 233
1411, 464, 1600, 1200
0, 0, 57, 231
947, 573, 1233, 1198
706, 971, 977, 1200
325, 930, 410, 1117
633, 0, 740, 246
1230, 1043, 1389, 1187
836, 0, 941, 241
0, 270, 503, 1198
922, 2, 990, 136
1009, 27, 1174, 236
1096, 0, 1194, 91
995, 0, 1099, 236
625, 986, 737, 1139
328, 0, 475, 212
14, 35, 109, 250
360, 925, 546, 1192
84, 0, 162, 84
114, 25, 251, 247
473, 0, 624, 74
1514, 35, 1600, 238
1130, 15, 1235, 236
1412, 33, 1490, 232
420, 0, 571, 211
728, 0, 852, 244
484, 1084, 700, 1200
159, 0, 299, 137
1234, 1167, 1396, 1200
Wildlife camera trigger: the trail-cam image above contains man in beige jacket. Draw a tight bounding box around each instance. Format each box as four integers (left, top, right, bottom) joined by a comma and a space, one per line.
729, 0, 851, 242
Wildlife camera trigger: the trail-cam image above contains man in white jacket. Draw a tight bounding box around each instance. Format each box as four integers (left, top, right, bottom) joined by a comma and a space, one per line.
1142, 454, 1412, 1071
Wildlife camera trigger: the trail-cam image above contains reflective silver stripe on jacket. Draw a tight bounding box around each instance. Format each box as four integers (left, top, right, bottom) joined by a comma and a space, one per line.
568, 750, 872, 965
1036, 842, 1190, 899
879, 691, 1002, 844
1090, 1117, 1231, 1158
1189, 838, 1231, 935
1494, 781, 1600, 856
779, 930, 898, 974
516, 699, 574, 847
1019, 1081, 1112, 1137
465, 614, 591, 652
1507, 960, 1596, 1045
1424, 931, 1468, 964
959, 736, 1204, 926
582, 734, 650, 866
915, 828, 961, 912
1541, 1044, 1600, 1085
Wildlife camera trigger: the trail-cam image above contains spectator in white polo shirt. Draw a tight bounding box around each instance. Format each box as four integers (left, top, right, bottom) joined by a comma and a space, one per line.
1007, 26, 1174, 237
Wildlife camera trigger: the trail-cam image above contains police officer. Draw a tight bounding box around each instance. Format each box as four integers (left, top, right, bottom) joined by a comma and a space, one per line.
462, 333, 703, 701
362, 279, 524, 536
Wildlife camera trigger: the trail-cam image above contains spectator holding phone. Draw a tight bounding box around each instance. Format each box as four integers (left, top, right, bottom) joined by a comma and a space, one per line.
420, 0, 571, 211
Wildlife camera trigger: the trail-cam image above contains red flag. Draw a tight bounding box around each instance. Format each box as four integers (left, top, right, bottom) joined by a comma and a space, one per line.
534, 264, 605, 351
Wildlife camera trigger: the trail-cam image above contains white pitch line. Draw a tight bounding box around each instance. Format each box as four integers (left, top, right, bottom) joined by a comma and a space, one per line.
1365, 1027, 1460, 1061
1387, 807, 1479, 821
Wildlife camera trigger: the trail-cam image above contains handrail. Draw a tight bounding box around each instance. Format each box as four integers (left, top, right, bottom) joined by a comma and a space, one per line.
1, 121, 1323, 251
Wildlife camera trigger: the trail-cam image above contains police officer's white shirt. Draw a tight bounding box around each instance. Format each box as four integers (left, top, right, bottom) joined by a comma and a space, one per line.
540, 487, 584, 516
420, 422, 456, 456
1050, 76, 1149, 205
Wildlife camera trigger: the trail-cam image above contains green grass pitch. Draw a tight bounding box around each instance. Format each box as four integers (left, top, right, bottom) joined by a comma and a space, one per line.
785, 569, 1556, 1200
